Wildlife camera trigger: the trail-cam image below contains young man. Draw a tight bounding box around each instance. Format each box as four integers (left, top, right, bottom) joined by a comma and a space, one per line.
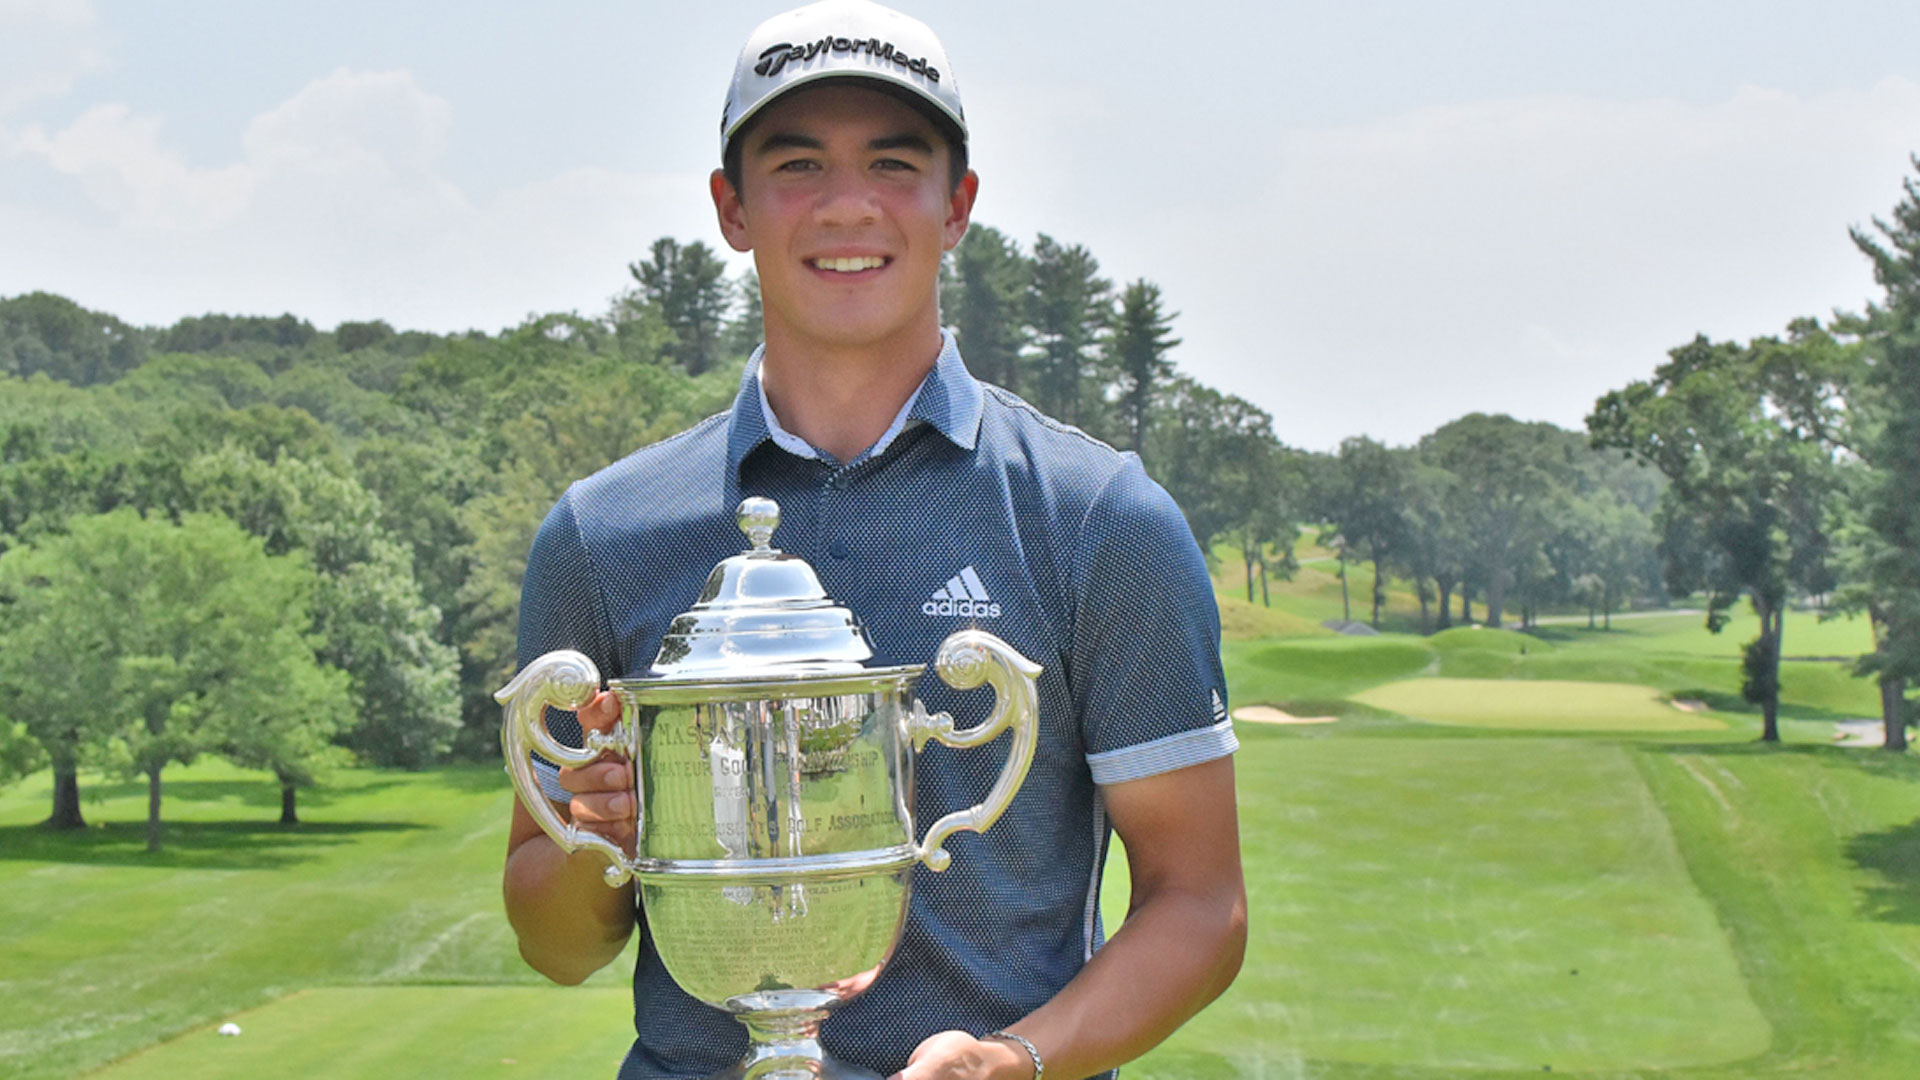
503, 3, 1247, 1078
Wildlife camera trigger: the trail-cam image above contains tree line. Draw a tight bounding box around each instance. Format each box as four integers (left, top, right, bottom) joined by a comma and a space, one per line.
4, 165, 1918, 846
1586, 162, 1920, 747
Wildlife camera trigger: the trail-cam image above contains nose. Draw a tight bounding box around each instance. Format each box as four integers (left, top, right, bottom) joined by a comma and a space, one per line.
813, 166, 880, 228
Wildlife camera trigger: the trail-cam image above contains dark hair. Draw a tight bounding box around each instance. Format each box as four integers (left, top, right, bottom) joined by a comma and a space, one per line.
722, 80, 969, 197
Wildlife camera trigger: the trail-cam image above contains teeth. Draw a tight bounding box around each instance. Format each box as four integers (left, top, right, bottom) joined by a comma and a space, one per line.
814, 256, 885, 273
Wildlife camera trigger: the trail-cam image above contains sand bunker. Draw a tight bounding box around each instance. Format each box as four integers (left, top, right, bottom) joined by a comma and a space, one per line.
1670, 698, 1709, 713
1233, 705, 1338, 726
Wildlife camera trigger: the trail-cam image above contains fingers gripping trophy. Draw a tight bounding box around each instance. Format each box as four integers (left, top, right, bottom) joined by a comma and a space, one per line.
498, 498, 1042, 1080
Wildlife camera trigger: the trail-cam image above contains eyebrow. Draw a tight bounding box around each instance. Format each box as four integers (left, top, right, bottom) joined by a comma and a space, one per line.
751, 131, 935, 156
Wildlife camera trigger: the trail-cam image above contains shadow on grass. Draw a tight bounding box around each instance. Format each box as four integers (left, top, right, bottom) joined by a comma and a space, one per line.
1669, 687, 1864, 724
1642, 740, 1920, 790
1847, 818, 1920, 925
79, 777, 407, 810
424, 764, 513, 794
0, 818, 427, 870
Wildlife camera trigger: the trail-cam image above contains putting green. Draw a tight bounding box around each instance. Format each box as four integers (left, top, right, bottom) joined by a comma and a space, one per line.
1352, 677, 1726, 732
87, 986, 635, 1079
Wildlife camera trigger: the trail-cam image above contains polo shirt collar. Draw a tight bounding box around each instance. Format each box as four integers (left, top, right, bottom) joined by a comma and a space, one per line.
726, 329, 984, 477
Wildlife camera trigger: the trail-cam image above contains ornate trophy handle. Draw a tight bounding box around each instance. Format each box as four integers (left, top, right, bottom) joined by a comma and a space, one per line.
908, 629, 1043, 872
496, 649, 637, 887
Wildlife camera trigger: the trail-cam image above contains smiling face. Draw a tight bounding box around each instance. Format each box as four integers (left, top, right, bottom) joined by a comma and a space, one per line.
712, 82, 976, 360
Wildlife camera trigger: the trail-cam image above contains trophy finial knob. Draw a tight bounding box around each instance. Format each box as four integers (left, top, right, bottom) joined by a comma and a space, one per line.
738, 497, 780, 552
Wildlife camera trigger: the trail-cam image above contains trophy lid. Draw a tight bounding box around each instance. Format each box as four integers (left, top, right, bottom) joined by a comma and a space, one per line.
644, 497, 876, 680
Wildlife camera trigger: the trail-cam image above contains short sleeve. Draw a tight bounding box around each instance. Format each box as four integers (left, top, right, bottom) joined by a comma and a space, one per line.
1069, 457, 1236, 785
516, 488, 617, 804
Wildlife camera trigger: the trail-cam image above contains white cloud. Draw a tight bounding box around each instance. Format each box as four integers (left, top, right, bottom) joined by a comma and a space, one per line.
16, 105, 250, 229
0, 0, 101, 116
1110, 78, 1920, 449
1, 67, 721, 330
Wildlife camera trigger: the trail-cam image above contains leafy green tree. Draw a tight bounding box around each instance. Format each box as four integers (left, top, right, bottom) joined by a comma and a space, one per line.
153, 312, 316, 355
453, 356, 737, 752
1842, 163, 1920, 747
181, 448, 460, 768
1392, 460, 1462, 631
354, 433, 481, 640
1421, 414, 1575, 628
1315, 437, 1414, 629
0, 292, 147, 385
0, 509, 338, 850
335, 319, 395, 353
621, 238, 734, 375
947, 225, 1029, 393
1106, 279, 1180, 461
1590, 335, 1838, 741
220, 658, 353, 823
1149, 376, 1273, 552
722, 269, 764, 360
1025, 235, 1111, 430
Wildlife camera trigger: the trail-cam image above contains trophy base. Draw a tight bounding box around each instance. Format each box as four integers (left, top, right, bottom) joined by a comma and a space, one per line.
708, 1008, 882, 1080
707, 1055, 881, 1080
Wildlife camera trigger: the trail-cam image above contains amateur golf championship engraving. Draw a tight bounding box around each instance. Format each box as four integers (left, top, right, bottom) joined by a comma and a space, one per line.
498, 498, 1041, 1080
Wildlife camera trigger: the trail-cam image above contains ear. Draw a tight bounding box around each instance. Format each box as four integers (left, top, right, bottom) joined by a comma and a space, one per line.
711, 169, 753, 253
941, 169, 979, 253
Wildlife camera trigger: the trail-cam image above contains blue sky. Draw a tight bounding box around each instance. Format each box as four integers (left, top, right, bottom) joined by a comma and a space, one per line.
5, 1, 1919, 449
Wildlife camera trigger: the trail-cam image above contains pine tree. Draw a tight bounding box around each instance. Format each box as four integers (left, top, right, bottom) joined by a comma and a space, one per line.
1106, 279, 1180, 461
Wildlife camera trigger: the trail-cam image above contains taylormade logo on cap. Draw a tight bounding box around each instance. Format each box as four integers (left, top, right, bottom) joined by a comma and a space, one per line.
721, 0, 965, 158
754, 37, 941, 83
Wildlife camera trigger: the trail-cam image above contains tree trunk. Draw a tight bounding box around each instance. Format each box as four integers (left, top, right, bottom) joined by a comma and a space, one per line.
1882, 676, 1907, 753
1259, 559, 1270, 607
1587, 602, 1596, 629
1339, 557, 1351, 623
1757, 601, 1782, 744
1436, 580, 1453, 630
281, 782, 300, 824
1417, 581, 1431, 634
1244, 546, 1257, 603
1485, 569, 1507, 629
1370, 556, 1386, 628
146, 766, 163, 853
46, 763, 85, 830
1461, 589, 1473, 626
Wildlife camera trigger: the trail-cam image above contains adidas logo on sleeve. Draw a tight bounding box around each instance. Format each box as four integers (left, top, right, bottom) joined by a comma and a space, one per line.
922, 565, 1002, 618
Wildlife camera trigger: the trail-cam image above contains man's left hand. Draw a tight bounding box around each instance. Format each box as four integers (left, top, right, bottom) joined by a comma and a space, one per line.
891, 1030, 1034, 1080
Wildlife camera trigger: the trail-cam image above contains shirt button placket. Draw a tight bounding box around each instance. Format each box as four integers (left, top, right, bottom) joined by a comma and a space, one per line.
822, 466, 854, 564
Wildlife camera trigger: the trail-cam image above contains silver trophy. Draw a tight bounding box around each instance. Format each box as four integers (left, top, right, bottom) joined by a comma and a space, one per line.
497, 497, 1041, 1080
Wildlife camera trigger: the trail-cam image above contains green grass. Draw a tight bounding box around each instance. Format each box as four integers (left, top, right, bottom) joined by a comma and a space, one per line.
1554, 609, 1875, 659
1224, 636, 1436, 707
1132, 734, 1774, 1075
1211, 542, 1429, 639
0, 760, 632, 1080
89, 988, 634, 1079
1351, 677, 1727, 732
5, 592, 1917, 1079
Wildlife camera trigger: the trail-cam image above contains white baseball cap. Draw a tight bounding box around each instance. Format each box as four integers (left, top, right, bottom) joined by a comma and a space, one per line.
721, 0, 967, 161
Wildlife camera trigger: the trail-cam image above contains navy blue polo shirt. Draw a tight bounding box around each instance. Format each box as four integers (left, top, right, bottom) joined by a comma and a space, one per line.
517, 331, 1235, 1079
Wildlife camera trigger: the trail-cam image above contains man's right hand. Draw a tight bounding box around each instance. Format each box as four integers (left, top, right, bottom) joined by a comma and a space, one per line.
555, 690, 637, 854
504, 688, 639, 985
